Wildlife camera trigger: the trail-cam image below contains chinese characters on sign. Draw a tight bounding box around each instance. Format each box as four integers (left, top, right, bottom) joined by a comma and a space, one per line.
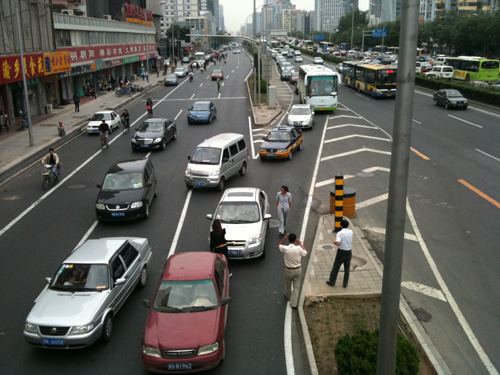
123, 3, 153, 26
58, 44, 157, 64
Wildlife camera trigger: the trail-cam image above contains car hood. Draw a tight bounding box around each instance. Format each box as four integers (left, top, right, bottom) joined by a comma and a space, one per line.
143, 309, 221, 349
288, 115, 311, 123
88, 120, 105, 127
188, 110, 210, 116
27, 288, 108, 326
97, 189, 145, 204
223, 222, 262, 241
134, 130, 163, 139
449, 96, 467, 102
260, 140, 290, 150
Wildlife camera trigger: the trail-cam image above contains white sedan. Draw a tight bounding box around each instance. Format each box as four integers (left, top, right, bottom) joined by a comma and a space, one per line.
313, 57, 324, 64
86, 110, 121, 134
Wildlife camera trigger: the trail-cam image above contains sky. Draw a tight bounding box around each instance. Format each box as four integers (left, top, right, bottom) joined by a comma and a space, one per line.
219, 0, 369, 35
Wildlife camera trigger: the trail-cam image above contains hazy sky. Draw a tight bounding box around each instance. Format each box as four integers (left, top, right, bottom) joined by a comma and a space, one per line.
219, 0, 369, 34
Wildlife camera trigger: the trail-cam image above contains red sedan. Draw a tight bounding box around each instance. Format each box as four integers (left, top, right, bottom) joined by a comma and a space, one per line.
142, 252, 231, 373
211, 69, 224, 80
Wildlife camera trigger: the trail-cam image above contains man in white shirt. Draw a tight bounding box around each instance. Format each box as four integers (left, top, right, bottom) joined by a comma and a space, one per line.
279, 233, 307, 309
326, 219, 353, 288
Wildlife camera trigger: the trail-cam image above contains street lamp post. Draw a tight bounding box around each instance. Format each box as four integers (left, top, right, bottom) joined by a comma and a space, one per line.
350, 3, 354, 50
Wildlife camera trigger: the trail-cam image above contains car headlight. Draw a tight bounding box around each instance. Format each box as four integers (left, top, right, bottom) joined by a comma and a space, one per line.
131, 138, 137, 144
131, 201, 143, 209
198, 342, 219, 356
142, 345, 162, 358
185, 168, 191, 176
69, 323, 94, 335
248, 234, 262, 245
210, 169, 220, 177
96, 203, 105, 210
278, 149, 288, 152
154, 137, 163, 143
25, 322, 38, 334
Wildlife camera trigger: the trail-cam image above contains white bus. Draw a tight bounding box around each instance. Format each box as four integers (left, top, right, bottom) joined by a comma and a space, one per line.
297, 65, 340, 111
194, 52, 205, 65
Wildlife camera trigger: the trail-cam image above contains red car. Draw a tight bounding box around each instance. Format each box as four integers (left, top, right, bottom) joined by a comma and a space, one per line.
142, 252, 231, 373
211, 69, 224, 80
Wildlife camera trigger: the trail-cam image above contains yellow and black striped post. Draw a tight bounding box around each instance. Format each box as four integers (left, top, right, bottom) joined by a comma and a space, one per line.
334, 173, 344, 232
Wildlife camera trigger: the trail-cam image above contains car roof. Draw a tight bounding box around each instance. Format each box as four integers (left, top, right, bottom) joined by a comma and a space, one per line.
291, 104, 311, 109
194, 101, 211, 105
143, 118, 167, 123
106, 158, 149, 174
221, 187, 260, 202
197, 133, 244, 148
273, 125, 295, 132
163, 252, 217, 280
66, 237, 147, 263
94, 110, 114, 115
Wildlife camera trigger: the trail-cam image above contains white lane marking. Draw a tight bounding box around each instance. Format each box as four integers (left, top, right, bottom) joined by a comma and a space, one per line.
244, 69, 252, 82
362, 226, 418, 242
199, 83, 203, 87
447, 114, 482, 128
74, 221, 99, 251
476, 148, 500, 162
363, 166, 391, 173
327, 124, 378, 130
248, 116, 258, 159
401, 281, 447, 302
174, 110, 183, 120
190, 93, 195, 99
356, 193, 388, 209
321, 148, 391, 162
284, 304, 295, 375
406, 202, 499, 374
164, 97, 246, 101
167, 189, 193, 259
355, 93, 370, 101
324, 134, 391, 144
222, 82, 225, 87
226, 75, 230, 79
412, 119, 422, 124
315, 174, 355, 187
231, 70, 235, 73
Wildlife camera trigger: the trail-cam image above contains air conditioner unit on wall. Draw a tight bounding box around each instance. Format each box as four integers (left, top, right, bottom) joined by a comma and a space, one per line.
61, 9, 74, 15
103, 14, 112, 20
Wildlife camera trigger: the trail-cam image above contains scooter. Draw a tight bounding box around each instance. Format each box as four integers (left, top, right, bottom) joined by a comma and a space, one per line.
42, 164, 60, 190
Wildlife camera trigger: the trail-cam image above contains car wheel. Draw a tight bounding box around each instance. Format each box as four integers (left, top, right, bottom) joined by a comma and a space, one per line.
298, 142, 303, 151
445, 103, 449, 110
217, 177, 225, 191
143, 201, 150, 219
186, 183, 193, 190
173, 130, 177, 140
154, 185, 158, 197
463, 106, 468, 110
108, 126, 112, 135
434, 100, 439, 106
357, 85, 361, 93
369, 90, 374, 98
239, 162, 247, 176
160, 138, 167, 150
101, 314, 113, 343
260, 246, 266, 258
288, 150, 293, 160
138, 266, 148, 289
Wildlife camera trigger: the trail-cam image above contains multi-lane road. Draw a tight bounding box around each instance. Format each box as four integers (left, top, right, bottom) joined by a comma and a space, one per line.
0, 51, 498, 375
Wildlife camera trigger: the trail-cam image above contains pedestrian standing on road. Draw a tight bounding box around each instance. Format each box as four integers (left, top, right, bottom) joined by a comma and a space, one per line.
73, 93, 80, 112
217, 78, 221, 92
98, 120, 111, 149
326, 219, 353, 288
276, 185, 292, 236
146, 98, 153, 118
145, 70, 149, 82
210, 219, 232, 276
141, 69, 146, 81
121, 109, 130, 131
279, 233, 307, 309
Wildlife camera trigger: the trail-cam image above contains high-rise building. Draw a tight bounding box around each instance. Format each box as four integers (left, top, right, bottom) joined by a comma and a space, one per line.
314, 0, 357, 32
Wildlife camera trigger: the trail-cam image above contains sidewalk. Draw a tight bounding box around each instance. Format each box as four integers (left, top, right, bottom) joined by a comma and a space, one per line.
0, 72, 164, 183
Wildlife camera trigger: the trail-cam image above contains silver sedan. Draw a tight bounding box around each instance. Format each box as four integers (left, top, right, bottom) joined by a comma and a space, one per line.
23, 237, 152, 349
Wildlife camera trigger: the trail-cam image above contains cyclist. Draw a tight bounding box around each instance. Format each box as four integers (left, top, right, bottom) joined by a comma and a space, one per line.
121, 109, 130, 132
41, 148, 60, 182
99, 120, 111, 149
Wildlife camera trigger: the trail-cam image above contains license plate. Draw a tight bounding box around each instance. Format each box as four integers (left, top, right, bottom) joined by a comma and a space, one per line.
141, 144, 149, 147
93, 129, 99, 133
111, 213, 125, 217
195, 182, 206, 187
268, 153, 275, 157
228, 250, 242, 256
168, 363, 192, 371
42, 338, 64, 346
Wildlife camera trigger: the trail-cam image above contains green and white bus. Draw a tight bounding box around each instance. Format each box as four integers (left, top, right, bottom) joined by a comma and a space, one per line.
446, 56, 500, 82
298, 65, 340, 111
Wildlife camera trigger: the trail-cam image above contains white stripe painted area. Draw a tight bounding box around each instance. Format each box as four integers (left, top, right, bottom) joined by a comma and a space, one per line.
412, 119, 422, 124
362, 226, 418, 242
74, 221, 99, 251
356, 93, 370, 100
315, 174, 355, 188
329, 115, 362, 120
327, 124, 378, 130
476, 148, 500, 162
363, 166, 391, 173
190, 93, 195, 100
167, 189, 192, 259
254, 140, 264, 144
321, 148, 391, 162
218, 92, 221, 99
406, 202, 499, 374
447, 114, 482, 128
356, 193, 389, 209
248, 116, 258, 159
324, 134, 391, 143
401, 281, 447, 302
174, 110, 183, 120
284, 304, 295, 375
164, 97, 246, 101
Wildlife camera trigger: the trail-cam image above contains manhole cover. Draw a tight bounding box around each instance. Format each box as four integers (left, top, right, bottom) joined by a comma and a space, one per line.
351, 255, 367, 269
67, 184, 87, 190
411, 306, 432, 323
268, 219, 280, 228
322, 245, 334, 250
356, 172, 374, 177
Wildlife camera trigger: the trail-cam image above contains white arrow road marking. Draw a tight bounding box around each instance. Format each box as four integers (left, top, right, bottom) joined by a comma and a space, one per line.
315, 167, 390, 188
362, 226, 418, 242
321, 148, 391, 162
324, 134, 391, 143
327, 123, 379, 130
401, 281, 447, 302
329, 114, 362, 119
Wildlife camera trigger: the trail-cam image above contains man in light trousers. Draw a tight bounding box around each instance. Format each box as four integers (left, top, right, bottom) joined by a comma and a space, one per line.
279, 233, 307, 309
276, 185, 292, 236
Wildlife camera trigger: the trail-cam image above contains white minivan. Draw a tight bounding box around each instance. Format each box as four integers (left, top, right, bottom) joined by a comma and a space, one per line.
185, 133, 248, 190
425, 65, 454, 79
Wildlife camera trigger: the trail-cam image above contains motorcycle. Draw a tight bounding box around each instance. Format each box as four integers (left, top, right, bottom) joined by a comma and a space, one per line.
189, 74, 193, 82
121, 117, 130, 133
42, 164, 60, 190
115, 87, 133, 97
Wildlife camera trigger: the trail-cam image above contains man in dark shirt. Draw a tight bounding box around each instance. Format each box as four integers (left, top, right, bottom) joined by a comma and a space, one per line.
98, 120, 111, 148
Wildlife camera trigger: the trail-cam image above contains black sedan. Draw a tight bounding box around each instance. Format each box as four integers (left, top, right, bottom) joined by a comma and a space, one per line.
433, 89, 468, 110
95, 158, 157, 221
131, 118, 177, 151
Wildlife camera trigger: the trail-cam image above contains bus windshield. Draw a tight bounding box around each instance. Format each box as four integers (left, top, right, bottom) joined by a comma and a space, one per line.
307, 76, 337, 96
377, 69, 397, 84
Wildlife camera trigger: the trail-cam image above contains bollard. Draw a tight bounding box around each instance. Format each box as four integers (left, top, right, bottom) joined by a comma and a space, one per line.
334, 173, 344, 232
343, 187, 356, 218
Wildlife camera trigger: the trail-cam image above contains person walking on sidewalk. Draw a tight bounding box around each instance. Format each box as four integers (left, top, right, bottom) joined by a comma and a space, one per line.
276, 185, 292, 236
145, 70, 149, 82
279, 233, 307, 310
326, 219, 353, 288
73, 93, 80, 112
146, 98, 153, 118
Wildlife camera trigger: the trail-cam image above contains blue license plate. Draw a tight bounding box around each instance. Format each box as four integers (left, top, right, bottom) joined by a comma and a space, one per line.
168, 363, 192, 371
195, 182, 206, 187
93, 129, 99, 133
268, 153, 275, 157
42, 338, 64, 346
111, 213, 125, 217
141, 144, 149, 148
228, 250, 242, 256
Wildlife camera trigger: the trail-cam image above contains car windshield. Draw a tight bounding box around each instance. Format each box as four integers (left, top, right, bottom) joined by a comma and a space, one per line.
153, 279, 219, 312
213, 70, 222, 74
266, 131, 291, 142
175, 69, 184, 73
166, 74, 176, 79
50, 264, 109, 292
102, 172, 144, 190
216, 202, 260, 223
290, 107, 310, 116
191, 102, 210, 111
138, 121, 164, 132
291, 71, 299, 77
447, 90, 462, 97
190, 147, 221, 165
91, 113, 110, 121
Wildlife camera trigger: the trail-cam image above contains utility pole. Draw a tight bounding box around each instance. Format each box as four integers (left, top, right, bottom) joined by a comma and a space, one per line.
376, 0, 419, 374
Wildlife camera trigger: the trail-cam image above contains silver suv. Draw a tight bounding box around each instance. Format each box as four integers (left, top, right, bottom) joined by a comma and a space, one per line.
207, 188, 271, 259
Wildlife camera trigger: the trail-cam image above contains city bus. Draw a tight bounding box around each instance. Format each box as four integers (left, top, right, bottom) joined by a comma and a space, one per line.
297, 64, 340, 111
343, 61, 397, 98
320, 42, 335, 53
446, 56, 500, 82
194, 51, 205, 65
303, 40, 314, 50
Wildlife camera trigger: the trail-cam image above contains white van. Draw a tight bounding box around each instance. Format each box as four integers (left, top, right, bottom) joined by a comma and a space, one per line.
185, 133, 248, 190
433, 55, 448, 66
425, 65, 454, 79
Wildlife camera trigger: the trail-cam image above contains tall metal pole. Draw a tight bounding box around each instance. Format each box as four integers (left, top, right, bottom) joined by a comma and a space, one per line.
376, 0, 419, 374
15, 0, 34, 146
253, 0, 256, 39
350, 4, 354, 49
257, 42, 261, 107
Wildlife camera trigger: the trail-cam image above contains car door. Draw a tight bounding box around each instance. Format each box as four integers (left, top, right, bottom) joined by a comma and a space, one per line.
144, 161, 156, 204
210, 102, 216, 120
118, 243, 141, 296
228, 142, 240, 178
164, 119, 172, 140
109, 254, 127, 311
259, 190, 269, 243
290, 129, 300, 151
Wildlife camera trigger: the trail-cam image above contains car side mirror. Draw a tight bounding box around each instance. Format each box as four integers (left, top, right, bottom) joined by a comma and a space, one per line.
187, 155, 191, 161
206, 214, 213, 220
45, 277, 52, 284
221, 297, 232, 305
114, 278, 126, 286
264, 213, 272, 220
142, 299, 150, 308
222, 157, 229, 163
96, 184, 102, 188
